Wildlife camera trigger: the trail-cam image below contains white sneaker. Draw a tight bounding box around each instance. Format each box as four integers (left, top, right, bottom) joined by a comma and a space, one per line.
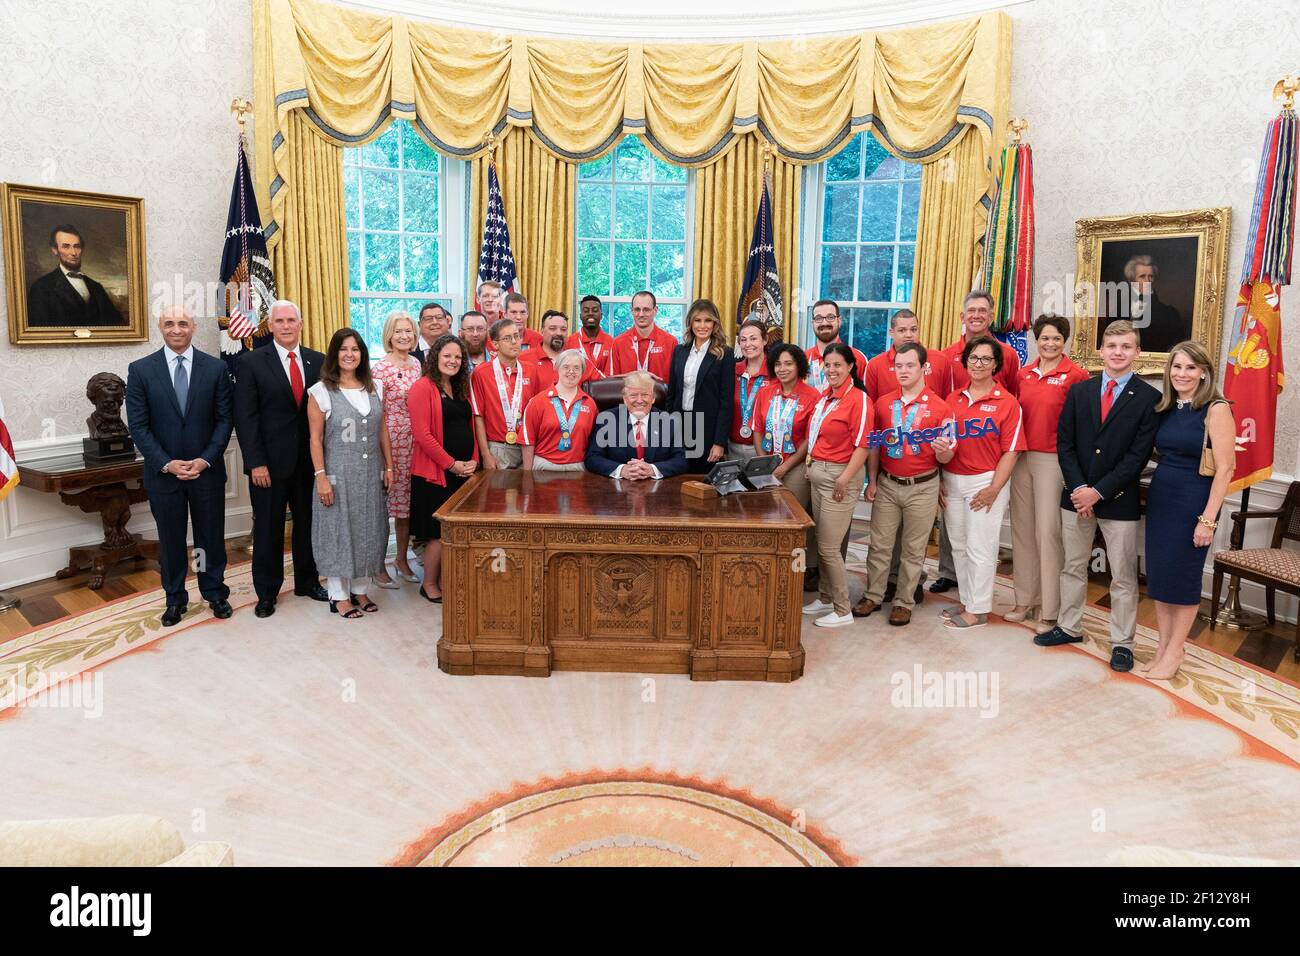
814, 611, 855, 628
802, 599, 834, 615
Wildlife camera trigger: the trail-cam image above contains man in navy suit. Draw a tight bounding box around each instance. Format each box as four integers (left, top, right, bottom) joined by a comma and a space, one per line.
585, 372, 688, 480
126, 306, 234, 625
233, 299, 328, 617
1035, 320, 1159, 671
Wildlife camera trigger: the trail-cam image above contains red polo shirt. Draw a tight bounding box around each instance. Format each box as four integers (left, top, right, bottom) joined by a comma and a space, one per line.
519, 327, 544, 351
805, 340, 869, 392
520, 388, 597, 464
872, 388, 955, 478
519, 349, 603, 392
470, 357, 537, 442
611, 326, 676, 380
946, 386, 1026, 476
943, 337, 1022, 397
565, 330, 615, 377
751, 380, 821, 456
809, 380, 874, 464
1017, 356, 1089, 452
865, 347, 955, 401
732, 361, 769, 444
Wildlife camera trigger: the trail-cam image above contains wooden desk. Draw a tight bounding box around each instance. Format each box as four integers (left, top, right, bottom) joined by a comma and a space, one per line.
436, 471, 813, 682
16, 453, 158, 589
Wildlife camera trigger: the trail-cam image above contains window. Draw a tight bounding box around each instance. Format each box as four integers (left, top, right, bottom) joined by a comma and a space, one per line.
575, 135, 691, 338
809, 132, 921, 358
344, 121, 466, 353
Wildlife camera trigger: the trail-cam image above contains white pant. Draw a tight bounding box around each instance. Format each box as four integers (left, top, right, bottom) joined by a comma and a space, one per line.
327, 577, 368, 601
942, 471, 1010, 615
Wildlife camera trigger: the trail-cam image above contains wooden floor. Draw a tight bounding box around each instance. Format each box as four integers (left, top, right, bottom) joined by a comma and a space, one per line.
2, 528, 1297, 683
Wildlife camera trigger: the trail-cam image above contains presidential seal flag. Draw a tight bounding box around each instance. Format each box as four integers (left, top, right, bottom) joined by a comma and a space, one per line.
476, 157, 518, 306
1224, 105, 1296, 490
737, 168, 783, 333
218, 135, 277, 380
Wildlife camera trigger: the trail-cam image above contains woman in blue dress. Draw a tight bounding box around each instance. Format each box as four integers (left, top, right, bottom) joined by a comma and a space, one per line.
1141, 341, 1235, 680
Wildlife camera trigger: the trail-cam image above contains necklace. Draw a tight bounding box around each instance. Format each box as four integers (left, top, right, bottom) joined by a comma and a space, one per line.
1176, 398, 1191, 409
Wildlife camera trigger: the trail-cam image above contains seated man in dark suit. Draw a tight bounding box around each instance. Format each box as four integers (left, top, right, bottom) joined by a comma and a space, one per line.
1035, 320, 1160, 672
126, 306, 234, 626
585, 371, 688, 480
27, 224, 124, 327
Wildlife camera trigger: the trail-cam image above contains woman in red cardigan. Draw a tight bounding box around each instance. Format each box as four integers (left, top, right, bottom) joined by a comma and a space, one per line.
407, 334, 479, 602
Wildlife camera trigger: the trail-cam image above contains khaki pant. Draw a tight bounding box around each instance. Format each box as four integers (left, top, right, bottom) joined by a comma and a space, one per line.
532, 455, 585, 472
1059, 508, 1137, 647
808, 459, 865, 615
866, 474, 939, 611
728, 440, 757, 461
780, 460, 817, 572
488, 441, 523, 469
1010, 451, 1067, 619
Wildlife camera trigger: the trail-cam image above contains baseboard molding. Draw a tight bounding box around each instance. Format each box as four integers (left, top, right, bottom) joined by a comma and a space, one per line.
1, 433, 255, 590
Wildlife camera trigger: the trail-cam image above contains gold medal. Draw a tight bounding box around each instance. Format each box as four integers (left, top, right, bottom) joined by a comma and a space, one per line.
505, 431, 518, 445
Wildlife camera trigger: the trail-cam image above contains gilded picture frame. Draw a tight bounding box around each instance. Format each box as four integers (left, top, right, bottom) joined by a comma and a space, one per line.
1072, 207, 1230, 376
2, 182, 148, 345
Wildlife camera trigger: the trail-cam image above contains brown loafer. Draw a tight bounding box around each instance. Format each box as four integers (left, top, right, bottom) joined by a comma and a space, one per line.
851, 598, 880, 618
888, 606, 912, 626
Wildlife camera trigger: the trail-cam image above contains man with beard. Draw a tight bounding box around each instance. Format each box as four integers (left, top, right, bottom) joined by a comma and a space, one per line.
565, 294, 615, 376
457, 310, 491, 372
521, 309, 602, 390
27, 224, 124, 327
804, 300, 868, 391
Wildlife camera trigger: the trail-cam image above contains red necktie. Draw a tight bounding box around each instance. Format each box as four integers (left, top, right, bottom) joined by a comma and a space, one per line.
634, 421, 646, 460
287, 351, 304, 406
1100, 379, 1116, 422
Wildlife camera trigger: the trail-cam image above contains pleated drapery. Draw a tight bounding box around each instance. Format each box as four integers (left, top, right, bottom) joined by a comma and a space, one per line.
693, 134, 802, 340
251, 0, 1011, 349
468, 127, 577, 329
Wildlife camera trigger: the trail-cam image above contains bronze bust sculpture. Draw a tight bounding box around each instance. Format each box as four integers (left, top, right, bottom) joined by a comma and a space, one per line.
85, 371, 130, 439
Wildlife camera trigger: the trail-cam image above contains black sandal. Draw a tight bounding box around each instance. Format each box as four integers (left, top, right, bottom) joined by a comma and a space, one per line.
330, 600, 363, 619
351, 594, 379, 613
418, 586, 443, 604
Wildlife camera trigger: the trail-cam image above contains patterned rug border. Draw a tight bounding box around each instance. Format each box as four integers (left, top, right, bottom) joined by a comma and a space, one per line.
387, 768, 858, 868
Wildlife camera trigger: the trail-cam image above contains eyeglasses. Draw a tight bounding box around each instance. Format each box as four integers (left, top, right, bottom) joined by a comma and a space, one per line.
967, 355, 996, 365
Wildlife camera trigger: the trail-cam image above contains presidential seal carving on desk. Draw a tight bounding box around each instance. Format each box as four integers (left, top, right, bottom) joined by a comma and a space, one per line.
593, 557, 655, 631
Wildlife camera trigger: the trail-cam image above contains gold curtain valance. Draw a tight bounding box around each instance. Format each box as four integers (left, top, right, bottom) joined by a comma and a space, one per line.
256, 0, 1009, 219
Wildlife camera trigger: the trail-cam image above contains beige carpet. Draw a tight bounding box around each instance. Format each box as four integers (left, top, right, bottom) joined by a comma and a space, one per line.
1, 556, 1298, 866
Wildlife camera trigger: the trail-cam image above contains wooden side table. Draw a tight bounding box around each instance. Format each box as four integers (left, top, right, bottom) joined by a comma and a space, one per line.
16, 453, 158, 589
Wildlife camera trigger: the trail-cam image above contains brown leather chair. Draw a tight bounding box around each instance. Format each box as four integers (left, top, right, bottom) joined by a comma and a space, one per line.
1209, 480, 1300, 660
583, 374, 669, 412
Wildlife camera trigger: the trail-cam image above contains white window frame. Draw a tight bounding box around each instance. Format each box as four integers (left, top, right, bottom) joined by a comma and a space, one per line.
800, 133, 920, 356
345, 123, 469, 340
573, 135, 695, 338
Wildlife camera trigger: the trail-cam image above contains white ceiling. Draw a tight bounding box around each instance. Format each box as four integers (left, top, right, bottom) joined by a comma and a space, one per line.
339, 0, 1024, 39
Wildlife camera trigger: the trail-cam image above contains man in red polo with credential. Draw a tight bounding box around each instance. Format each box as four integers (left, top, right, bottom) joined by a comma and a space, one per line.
611, 290, 676, 382
470, 317, 537, 470
566, 295, 615, 377
521, 309, 603, 391
941, 290, 1021, 396
804, 299, 868, 392
864, 308, 954, 401
854, 342, 953, 626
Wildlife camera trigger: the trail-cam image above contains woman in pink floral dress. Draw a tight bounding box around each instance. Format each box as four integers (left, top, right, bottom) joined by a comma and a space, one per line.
371, 312, 424, 584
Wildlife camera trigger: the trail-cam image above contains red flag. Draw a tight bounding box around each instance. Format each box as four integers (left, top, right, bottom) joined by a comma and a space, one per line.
0, 396, 18, 504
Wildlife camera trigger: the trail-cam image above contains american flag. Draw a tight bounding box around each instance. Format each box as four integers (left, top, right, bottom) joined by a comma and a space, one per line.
218, 136, 277, 379
476, 159, 518, 306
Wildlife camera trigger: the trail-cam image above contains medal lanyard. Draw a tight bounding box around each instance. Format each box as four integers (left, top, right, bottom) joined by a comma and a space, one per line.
887, 397, 923, 458
582, 336, 601, 363
493, 357, 524, 430
739, 373, 763, 420
550, 393, 582, 451
635, 335, 651, 372
767, 392, 800, 453
807, 393, 839, 456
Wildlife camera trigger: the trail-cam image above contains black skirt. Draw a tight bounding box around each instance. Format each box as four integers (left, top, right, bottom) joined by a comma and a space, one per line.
410, 473, 467, 540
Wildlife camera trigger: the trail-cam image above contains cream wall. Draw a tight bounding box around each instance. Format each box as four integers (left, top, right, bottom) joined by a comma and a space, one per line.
0, 0, 256, 587
1010, 0, 1300, 477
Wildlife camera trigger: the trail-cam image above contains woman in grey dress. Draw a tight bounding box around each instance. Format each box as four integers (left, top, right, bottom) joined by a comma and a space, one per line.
307, 328, 393, 619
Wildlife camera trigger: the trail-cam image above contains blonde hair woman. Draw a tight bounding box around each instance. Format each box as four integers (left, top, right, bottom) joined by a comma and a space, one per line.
371, 311, 424, 585
1139, 341, 1234, 680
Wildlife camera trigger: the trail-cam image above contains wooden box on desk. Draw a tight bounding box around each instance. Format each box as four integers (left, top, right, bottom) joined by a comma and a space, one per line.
434, 471, 812, 682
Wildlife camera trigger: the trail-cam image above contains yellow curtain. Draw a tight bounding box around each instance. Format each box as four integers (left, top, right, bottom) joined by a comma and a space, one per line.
911, 129, 990, 348
267, 110, 348, 350
468, 127, 576, 328
693, 134, 801, 340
